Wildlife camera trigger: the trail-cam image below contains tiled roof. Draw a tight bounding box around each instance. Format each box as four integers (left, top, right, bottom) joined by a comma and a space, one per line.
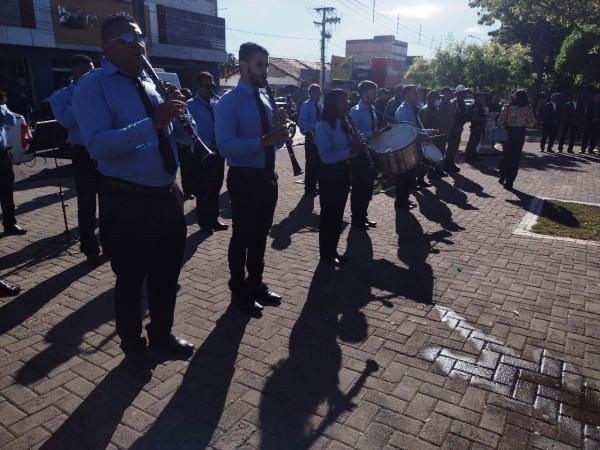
223, 58, 331, 81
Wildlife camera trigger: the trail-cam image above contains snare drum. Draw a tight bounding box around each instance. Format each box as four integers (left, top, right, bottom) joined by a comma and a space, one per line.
421, 142, 444, 165
369, 122, 422, 176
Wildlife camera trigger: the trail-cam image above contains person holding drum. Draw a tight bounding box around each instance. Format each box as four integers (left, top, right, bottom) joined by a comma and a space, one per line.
444, 85, 469, 173
315, 90, 366, 265
349, 81, 379, 229
418, 90, 446, 180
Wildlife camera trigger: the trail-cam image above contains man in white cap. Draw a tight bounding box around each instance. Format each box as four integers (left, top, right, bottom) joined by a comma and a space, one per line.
444, 85, 469, 172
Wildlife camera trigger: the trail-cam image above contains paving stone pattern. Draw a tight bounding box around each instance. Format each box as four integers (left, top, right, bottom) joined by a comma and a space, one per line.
1, 135, 600, 449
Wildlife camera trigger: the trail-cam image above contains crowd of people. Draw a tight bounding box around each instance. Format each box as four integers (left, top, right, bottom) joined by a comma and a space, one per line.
1, 12, 599, 372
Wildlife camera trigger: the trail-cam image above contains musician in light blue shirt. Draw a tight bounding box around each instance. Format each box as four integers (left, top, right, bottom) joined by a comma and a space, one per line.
214, 42, 288, 315
298, 84, 322, 195
186, 71, 228, 234
72, 13, 195, 363
50, 54, 102, 263
348, 80, 379, 230
315, 89, 366, 265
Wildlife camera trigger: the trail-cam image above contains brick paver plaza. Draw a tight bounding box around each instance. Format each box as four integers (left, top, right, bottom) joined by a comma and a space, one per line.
1, 136, 600, 449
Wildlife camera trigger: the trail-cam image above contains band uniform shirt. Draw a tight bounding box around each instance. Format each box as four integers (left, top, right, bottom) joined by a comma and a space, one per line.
298, 99, 322, 134
315, 119, 351, 164
49, 81, 84, 146
215, 79, 283, 169
187, 96, 216, 148
395, 101, 418, 125
350, 100, 378, 139
0, 104, 16, 150
73, 58, 192, 187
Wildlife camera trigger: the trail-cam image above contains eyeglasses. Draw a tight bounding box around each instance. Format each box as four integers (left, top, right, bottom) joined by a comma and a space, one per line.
109, 33, 147, 45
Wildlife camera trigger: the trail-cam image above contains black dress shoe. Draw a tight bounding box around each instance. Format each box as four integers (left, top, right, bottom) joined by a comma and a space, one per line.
211, 221, 229, 231
498, 177, 505, 185
86, 253, 105, 268
3, 225, 27, 235
320, 256, 341, 266
416, 178, 432, 188
365, 219, 377, 228
567, 149, 574, 154
184, 193, 195, 201
395, 200, 417, 210
0, 279, 21, 297
252, 285, 282, 306
351, 221, 369, 230
547, 148, 555, 153
199, 226, 214, 236
336, 254, 349, 263
503, 182, 514, 190
149, 334, 194, 358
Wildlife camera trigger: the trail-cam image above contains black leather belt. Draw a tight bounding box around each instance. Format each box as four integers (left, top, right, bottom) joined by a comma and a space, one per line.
101, 176, 174, 196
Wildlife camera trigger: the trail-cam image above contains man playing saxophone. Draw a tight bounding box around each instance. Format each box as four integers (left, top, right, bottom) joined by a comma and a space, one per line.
73, 13, 195, 373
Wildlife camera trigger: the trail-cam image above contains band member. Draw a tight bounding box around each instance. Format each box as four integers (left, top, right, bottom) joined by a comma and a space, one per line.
50, 54, 103, 266
215, 42, 286, 316
581, 93, 600, 154
444, 85, 469, 173
384, 84, 404, 120
315, 89, 365, 266
177, 87, 196, 201
0, 91, 26, 235
558, 93, 584, 153
187, 72, 228, 235
298, 84, 322, 196
438, 87, 454, 156
73, 13, 194, 368
465, 92, 488, 163
349, 80, 378, 229
374, 88, 391, 123
540, 93, 562, 153
419, 89, 445, 179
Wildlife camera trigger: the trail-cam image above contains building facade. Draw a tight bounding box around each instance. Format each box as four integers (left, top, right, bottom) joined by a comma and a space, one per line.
345, 35, 408, 84
0, 0, 226, 119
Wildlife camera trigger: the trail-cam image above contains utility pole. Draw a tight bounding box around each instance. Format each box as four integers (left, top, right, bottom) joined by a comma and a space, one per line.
418, 25, 422, 45
396, 14, 399, 36
314, 7, 340, 90
372, 0, 376, 23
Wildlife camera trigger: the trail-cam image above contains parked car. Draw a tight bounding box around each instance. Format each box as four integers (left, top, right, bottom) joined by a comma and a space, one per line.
6, 113, 33, 164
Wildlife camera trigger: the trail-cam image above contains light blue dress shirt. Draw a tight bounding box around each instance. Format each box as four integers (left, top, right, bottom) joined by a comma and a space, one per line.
0, 104, 17, 150
73, 58, 191, 187
49, 82, 84, 146
315, 119, 351, 164
395, 101, 419, 125
187, 95, 215, 148
215, 79, 283, 168
298, 99, 322, 134
350, 100, 378, 139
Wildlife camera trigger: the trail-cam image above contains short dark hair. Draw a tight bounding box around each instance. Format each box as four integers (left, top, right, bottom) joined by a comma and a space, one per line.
69, 54, 92, 68
403, 85, 417, 96
239, 42, 268, 63
196, 71, 214, 85
101, 12, 136, 43
308, 84, 321, 94
180, 88, 193, 100
358, 80, 377, 95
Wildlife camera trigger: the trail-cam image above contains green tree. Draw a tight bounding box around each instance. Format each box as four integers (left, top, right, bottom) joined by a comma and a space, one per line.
405, 57, 435, 87
555, 25, 600, 88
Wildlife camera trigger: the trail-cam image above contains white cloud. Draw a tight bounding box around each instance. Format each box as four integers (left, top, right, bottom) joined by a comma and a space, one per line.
392, 3, 444, 19
464, 26, 485, 34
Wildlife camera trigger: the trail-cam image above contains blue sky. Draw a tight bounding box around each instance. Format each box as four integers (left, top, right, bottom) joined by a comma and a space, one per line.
218, 0, 499, 61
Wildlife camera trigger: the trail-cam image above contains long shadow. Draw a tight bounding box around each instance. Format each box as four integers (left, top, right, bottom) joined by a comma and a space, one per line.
14, 164, 75, 191
184, 191, 232, 227
16, 288, 116, 386
450, 171, 494, 199
413, 188, 465, 232
38, 360, 152, 450
15, 188, 77, 216
130, 304, 250, 449
0, 260, 92, 335
270, 195, 319, 250
181, 229, 210, 267
433, 179, 477, 211
537, 201, 580, 228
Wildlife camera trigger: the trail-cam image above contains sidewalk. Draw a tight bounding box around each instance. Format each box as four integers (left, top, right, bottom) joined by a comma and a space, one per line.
1, 135, 599, 449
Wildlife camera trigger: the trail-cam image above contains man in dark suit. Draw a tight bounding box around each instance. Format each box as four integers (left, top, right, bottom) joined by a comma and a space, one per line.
540, 93, 562, 153
581, 93, 600, 154
558, 93, 585, 153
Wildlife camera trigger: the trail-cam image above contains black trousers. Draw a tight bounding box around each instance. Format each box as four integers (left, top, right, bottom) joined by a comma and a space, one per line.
558, 122, 580, 151
499, 127, 527, 185
177, 144, 195, 196
304, 134, 320, 192
71, 146, 100, 256
582, 122, 599, 151
99, 178, 186, 353
0, 151, 16, 229
445, 128, 462, 165
394, 168, 415, 205
195, 152, 225, 227
227, 167, 278, 298
541, 124, 558, 150
318, 162, 350, 260
465, 127, 483, 159
350, 152, 375, 222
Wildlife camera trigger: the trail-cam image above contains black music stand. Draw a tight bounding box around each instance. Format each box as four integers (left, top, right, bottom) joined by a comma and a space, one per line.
25, 120, 78, 256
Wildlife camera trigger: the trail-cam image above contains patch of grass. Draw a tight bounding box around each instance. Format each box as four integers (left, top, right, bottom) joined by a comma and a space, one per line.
531, 200, 600, 242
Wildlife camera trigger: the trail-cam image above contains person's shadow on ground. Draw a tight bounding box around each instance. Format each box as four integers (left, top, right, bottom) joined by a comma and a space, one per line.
270, 194, 319, 250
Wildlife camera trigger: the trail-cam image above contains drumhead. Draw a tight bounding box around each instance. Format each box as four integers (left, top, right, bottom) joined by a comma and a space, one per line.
370, 122, 419, 154
422, 142, 443, 163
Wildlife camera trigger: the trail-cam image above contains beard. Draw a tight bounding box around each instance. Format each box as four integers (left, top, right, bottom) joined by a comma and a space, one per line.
249, 70, 267, 88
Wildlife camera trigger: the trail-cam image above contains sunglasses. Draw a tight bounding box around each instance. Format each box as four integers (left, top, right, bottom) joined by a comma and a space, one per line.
109, 33, 147, 45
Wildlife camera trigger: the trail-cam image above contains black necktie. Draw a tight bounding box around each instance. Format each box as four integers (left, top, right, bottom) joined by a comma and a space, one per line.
369, 105, 376, 132
315, 102, 321, 121
253, 90, 275, 171
129, 75, 177, 175
203, 99, 216, 146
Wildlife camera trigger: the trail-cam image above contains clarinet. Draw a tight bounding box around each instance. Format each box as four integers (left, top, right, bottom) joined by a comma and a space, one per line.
139, 55, 214, 162
344, 112, 370, 158
265, 84, 304, 176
